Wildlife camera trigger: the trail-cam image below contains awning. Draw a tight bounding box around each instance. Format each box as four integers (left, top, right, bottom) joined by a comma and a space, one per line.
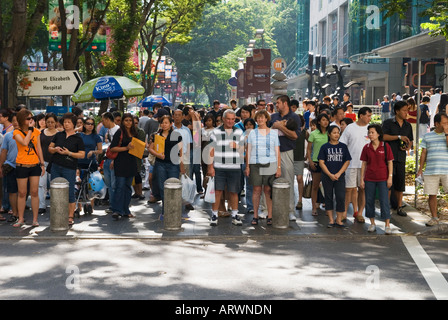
373, 31, 448, 207
372, 31, 448, 59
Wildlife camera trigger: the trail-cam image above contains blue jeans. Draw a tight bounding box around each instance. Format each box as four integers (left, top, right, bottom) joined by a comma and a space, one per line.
103, 158, 116, 209
155, 161, 180, 213
111, 175, 133, 216
51, 163, 76, 203
364, 180, 390, 220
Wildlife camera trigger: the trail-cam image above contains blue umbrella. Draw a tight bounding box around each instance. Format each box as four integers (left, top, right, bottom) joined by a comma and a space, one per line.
138, 95, 172, 109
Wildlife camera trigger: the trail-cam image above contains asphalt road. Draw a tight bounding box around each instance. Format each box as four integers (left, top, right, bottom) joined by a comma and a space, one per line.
1, 235, 447, 301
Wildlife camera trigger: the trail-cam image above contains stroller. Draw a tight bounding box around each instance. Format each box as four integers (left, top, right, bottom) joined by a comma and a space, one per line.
74, 160, 106, 218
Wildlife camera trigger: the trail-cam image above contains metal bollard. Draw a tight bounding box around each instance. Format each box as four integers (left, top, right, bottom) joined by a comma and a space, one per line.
163, 178, 182, 230
272, 178, 290, 229
50, 177, 69, 231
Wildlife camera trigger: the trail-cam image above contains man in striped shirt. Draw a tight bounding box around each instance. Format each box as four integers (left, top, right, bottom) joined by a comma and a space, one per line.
418, 113, 448, 226
207, 109, 245, 226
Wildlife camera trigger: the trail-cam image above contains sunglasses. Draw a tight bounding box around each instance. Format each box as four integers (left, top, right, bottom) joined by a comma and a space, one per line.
26, 117, 33, 120
85, 122, 95, 125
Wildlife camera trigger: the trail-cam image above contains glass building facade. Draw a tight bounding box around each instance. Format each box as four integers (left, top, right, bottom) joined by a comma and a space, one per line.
348, 0, 430, 58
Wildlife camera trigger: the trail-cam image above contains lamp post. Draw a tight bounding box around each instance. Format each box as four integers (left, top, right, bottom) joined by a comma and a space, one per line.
1, 62, 10, 108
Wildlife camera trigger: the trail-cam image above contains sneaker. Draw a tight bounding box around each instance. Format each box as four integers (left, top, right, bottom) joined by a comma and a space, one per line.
105, 208, 113, 214
232, 215, 242, 226
426, 217, 439, 227
368, 224, 376, 232
210, 215, 218, 226
385, 226, 392, 235
289, 213, 297, 221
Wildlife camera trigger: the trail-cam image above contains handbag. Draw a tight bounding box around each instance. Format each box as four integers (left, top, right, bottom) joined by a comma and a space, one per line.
1, 163, 14, 175
303, 171, 312, 199
147, 153, 156, 166
105, 131, 123, 160
204, 176, 215, 203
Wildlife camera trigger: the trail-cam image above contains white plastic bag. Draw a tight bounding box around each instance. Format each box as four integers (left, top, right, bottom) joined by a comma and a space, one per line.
204, 177, 215, 203
181, 174, 196, 203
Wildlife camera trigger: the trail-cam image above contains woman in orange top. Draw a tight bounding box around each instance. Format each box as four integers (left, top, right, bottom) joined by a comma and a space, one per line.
12, 109, 45, 228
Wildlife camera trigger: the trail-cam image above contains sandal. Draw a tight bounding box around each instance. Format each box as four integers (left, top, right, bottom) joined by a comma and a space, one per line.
251, 217, 259, 225
32, 221, 39, 227
355, 215, 365, 223
68, 217, 74, 226
13, 221, 25, 228
267, 218, 272, 225
0, 214, 6, 221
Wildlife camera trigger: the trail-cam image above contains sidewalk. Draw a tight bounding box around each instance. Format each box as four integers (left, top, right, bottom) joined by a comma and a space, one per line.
1, 184, 445, 240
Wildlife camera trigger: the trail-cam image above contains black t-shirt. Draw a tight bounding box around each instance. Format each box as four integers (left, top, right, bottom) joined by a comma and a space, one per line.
151, 129, 182, 164
51, 131, 85, 169
110, 129, 138, 177
382, 117, 413, 163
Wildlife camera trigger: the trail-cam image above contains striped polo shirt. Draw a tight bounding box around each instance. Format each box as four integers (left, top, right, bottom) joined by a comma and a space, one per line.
210, 125, 244, 170
421, 130, 448, 175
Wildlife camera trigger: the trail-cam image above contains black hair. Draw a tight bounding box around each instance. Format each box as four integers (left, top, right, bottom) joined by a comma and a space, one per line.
358, 106, 372, 117
367, 123, 384, 141
394, 100, 408, 114
203, 113, 216, 127
327, 125, 341, 137
243, 118, 256, 128
341, 117, 354, 126
316, 113, 330, 133
434, 112, 448, 125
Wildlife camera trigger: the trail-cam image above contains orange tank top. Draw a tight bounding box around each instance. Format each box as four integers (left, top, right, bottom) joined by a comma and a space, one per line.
13, 128, 41, 165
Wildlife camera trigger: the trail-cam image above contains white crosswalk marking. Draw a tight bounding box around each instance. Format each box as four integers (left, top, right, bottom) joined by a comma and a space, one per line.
401, 236, 448, 300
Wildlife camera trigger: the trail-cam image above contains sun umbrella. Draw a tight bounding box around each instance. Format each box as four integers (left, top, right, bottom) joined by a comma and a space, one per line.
138, 95, 172, 109
72, 76, 145, 103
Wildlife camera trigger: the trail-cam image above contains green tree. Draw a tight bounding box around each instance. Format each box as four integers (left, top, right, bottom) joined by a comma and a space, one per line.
170, 0, 279, 104
0, 0, 47, 108
380, 0, 448, 38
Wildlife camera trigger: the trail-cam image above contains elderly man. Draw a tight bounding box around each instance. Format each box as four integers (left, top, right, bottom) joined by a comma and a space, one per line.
418, 113, 448, 226
269, 95, 301, 221
207, 109, 245, 226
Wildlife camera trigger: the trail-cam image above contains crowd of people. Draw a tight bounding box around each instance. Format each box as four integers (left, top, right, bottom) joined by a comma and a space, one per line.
0, 89, 446, 230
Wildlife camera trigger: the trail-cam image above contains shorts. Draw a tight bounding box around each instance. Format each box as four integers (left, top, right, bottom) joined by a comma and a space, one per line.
15, 164, 42, 179
214, 168, 241, 193
5, 169, 18, 193
345, 168, 362, 188
249, 163, 276, 187
392, 161, 406, 192
293, 160, 305, 176
424, 175, 448, 195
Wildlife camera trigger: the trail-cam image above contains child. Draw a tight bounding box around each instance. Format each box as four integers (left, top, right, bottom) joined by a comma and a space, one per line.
360, 124, 394, 234
318, 125, 352, 227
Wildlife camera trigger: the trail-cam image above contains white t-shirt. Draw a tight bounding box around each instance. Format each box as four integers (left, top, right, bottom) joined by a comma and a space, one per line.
339, 122, 370, 169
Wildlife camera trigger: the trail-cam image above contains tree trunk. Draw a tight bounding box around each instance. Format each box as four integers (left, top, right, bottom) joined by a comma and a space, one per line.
0, 0, 47, 108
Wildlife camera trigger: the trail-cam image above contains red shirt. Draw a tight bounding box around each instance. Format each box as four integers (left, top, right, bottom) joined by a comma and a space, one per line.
345, 112, 357, 121
360, 142, 394, 181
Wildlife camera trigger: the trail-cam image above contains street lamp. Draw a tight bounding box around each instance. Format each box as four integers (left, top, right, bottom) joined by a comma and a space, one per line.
254, 29, 264, 48
1, 62, 10, 108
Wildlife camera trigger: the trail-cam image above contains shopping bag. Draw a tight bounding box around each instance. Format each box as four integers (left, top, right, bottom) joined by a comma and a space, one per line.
303, 171, 312, 199
204, 177, 215, 203
181, 174, 197, 203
